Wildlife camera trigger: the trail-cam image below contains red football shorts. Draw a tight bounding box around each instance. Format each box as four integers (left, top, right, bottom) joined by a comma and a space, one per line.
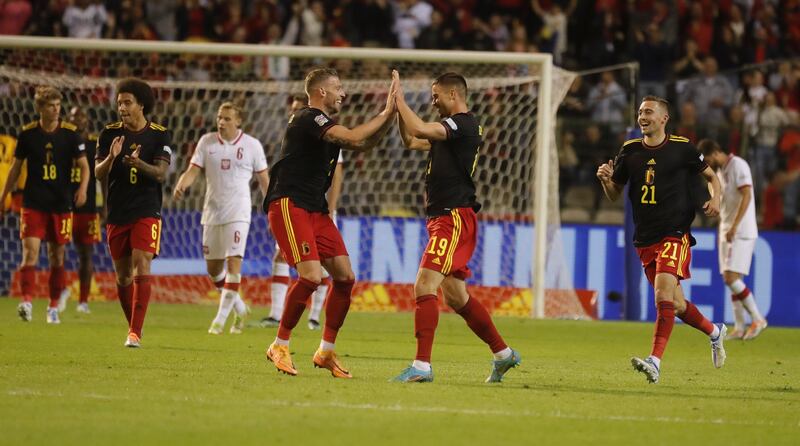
420, 207, 477, 280
73, 212, 101, 245
106, 217, 162, 260
267, 197, 348, 268
636, 234, 693, 286
20, 208, 72, 245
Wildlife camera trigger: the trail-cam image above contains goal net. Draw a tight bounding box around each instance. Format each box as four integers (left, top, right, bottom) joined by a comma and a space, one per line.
0, 37, 588, 319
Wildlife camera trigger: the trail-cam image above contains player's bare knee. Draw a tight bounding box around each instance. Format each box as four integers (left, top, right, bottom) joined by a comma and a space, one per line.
414, 280, 437, 298
654, 287, 674, 303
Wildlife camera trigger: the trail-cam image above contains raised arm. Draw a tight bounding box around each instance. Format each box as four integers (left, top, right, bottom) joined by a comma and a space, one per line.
172, 164, 202, 201
323, 76, 397, 152
700, 165, 721, 217
393, 70, 447, 142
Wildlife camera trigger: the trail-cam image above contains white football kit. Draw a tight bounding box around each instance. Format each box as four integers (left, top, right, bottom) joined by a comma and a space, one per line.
717, 155, 758, 275
191, 130, 268, 259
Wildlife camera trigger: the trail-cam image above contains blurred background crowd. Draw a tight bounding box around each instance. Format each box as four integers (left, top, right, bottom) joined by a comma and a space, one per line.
1, 0, 799, 228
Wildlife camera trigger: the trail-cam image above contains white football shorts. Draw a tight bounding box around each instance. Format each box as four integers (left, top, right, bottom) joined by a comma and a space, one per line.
718, 237, 756, 275
203, 221, 250, 259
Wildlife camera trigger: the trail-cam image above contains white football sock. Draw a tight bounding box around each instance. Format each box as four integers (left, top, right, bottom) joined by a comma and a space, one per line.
270, 262, 290, 320
493, 347, 512, 361
309, 282, 327, 322
274, 337, 289, 346
212, 289, 236, 326
412, 360, 431, 372
232, 293, 246, 315
319, 340, 335, 352
709, 324, 720, 339
732, 300, 747, 330
742, 295, 764, 321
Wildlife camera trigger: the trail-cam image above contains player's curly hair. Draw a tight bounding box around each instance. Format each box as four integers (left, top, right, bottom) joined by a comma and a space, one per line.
433, 72, 468, 98
117, 78, 155, 115
304, 68, 339, 96
34, 86, 62, 109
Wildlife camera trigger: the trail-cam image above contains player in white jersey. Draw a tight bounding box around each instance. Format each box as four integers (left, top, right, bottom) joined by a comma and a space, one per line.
700, 140, 767, 340
261, 95, 344, 330
173, 102, 270, 334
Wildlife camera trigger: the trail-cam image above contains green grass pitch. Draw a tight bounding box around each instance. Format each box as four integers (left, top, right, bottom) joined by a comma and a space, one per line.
1, 298, 798, 445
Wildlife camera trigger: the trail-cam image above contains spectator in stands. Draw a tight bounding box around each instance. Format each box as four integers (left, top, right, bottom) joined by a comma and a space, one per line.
713, 25, 743, 71
175, 0, 214, 41
673, 39, 704, 79
62, 0, 108, 39
415, 9, 454, 49
298, 0, 326, 46
681, 56, 733, 131
719, 104, 747, 156
559, 76, 589, 120
587, 71, 626, 134
485, 14, 510, 51
750, 92, 791, 198
145, 0, 177, 41
343, 0, 395, 47
531, 0, 575, 65
778, 124, 800, 228
0, 0, 32, 35
675, 101, 699, 142
393, 0, 433, 49
633, 23, 671, 98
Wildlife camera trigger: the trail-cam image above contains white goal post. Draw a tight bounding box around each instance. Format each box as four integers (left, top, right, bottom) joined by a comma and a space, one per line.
0, 36, 576, 319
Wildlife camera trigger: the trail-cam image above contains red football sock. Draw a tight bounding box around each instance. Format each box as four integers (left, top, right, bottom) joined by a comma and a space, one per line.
118, 283, 134, 324
130, 275, 152, 337
79, 276, 91, 304
415, 294, 439, 363
323, 279, 354, 343
456, 296, 508, 353
678, 300, 715, 336
20, 265, 35, 303
276, 277, 318, 340
48, 266, 65, 308
650, 301, 675, 359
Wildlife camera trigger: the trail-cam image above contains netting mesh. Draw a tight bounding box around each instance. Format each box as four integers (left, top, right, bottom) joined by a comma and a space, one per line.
0, 43, 585, 318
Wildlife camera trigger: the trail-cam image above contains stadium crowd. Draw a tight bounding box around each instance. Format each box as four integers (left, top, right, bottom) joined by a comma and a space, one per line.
1, 0, 799, 228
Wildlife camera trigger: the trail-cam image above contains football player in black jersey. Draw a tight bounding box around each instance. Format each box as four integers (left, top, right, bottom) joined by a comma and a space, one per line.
0, 86, 89, 324
391, 70, 520, 384
96, 78, 172, 348
264, 68, 396, 378
57, 105, 101, 314
597, 95, 725, 384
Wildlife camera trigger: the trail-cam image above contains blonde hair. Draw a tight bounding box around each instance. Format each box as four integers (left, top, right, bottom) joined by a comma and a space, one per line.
218, 101, 243, 119
34, 86, 63, 109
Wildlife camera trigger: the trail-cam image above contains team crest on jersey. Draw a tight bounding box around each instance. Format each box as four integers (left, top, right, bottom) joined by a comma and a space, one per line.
302, 242, 311, 256
314, 114, 329, 126
221, 159, 231, 170
645, 166, 655, 185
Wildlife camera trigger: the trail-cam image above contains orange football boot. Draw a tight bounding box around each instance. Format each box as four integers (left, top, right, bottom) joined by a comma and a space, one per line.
266, 342, 298, 376
313, 349, 353, 378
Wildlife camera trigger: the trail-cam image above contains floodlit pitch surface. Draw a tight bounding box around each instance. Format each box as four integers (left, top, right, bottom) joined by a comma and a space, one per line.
1, 299, 797, 445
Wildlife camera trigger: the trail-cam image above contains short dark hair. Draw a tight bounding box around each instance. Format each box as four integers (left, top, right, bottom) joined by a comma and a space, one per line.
291, 94, 307, 105
304, 68, 338, 96
698, 138, 727, 156
433, 72, 468, 98
641, 95, 670, 113
117, 78, 155, 115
